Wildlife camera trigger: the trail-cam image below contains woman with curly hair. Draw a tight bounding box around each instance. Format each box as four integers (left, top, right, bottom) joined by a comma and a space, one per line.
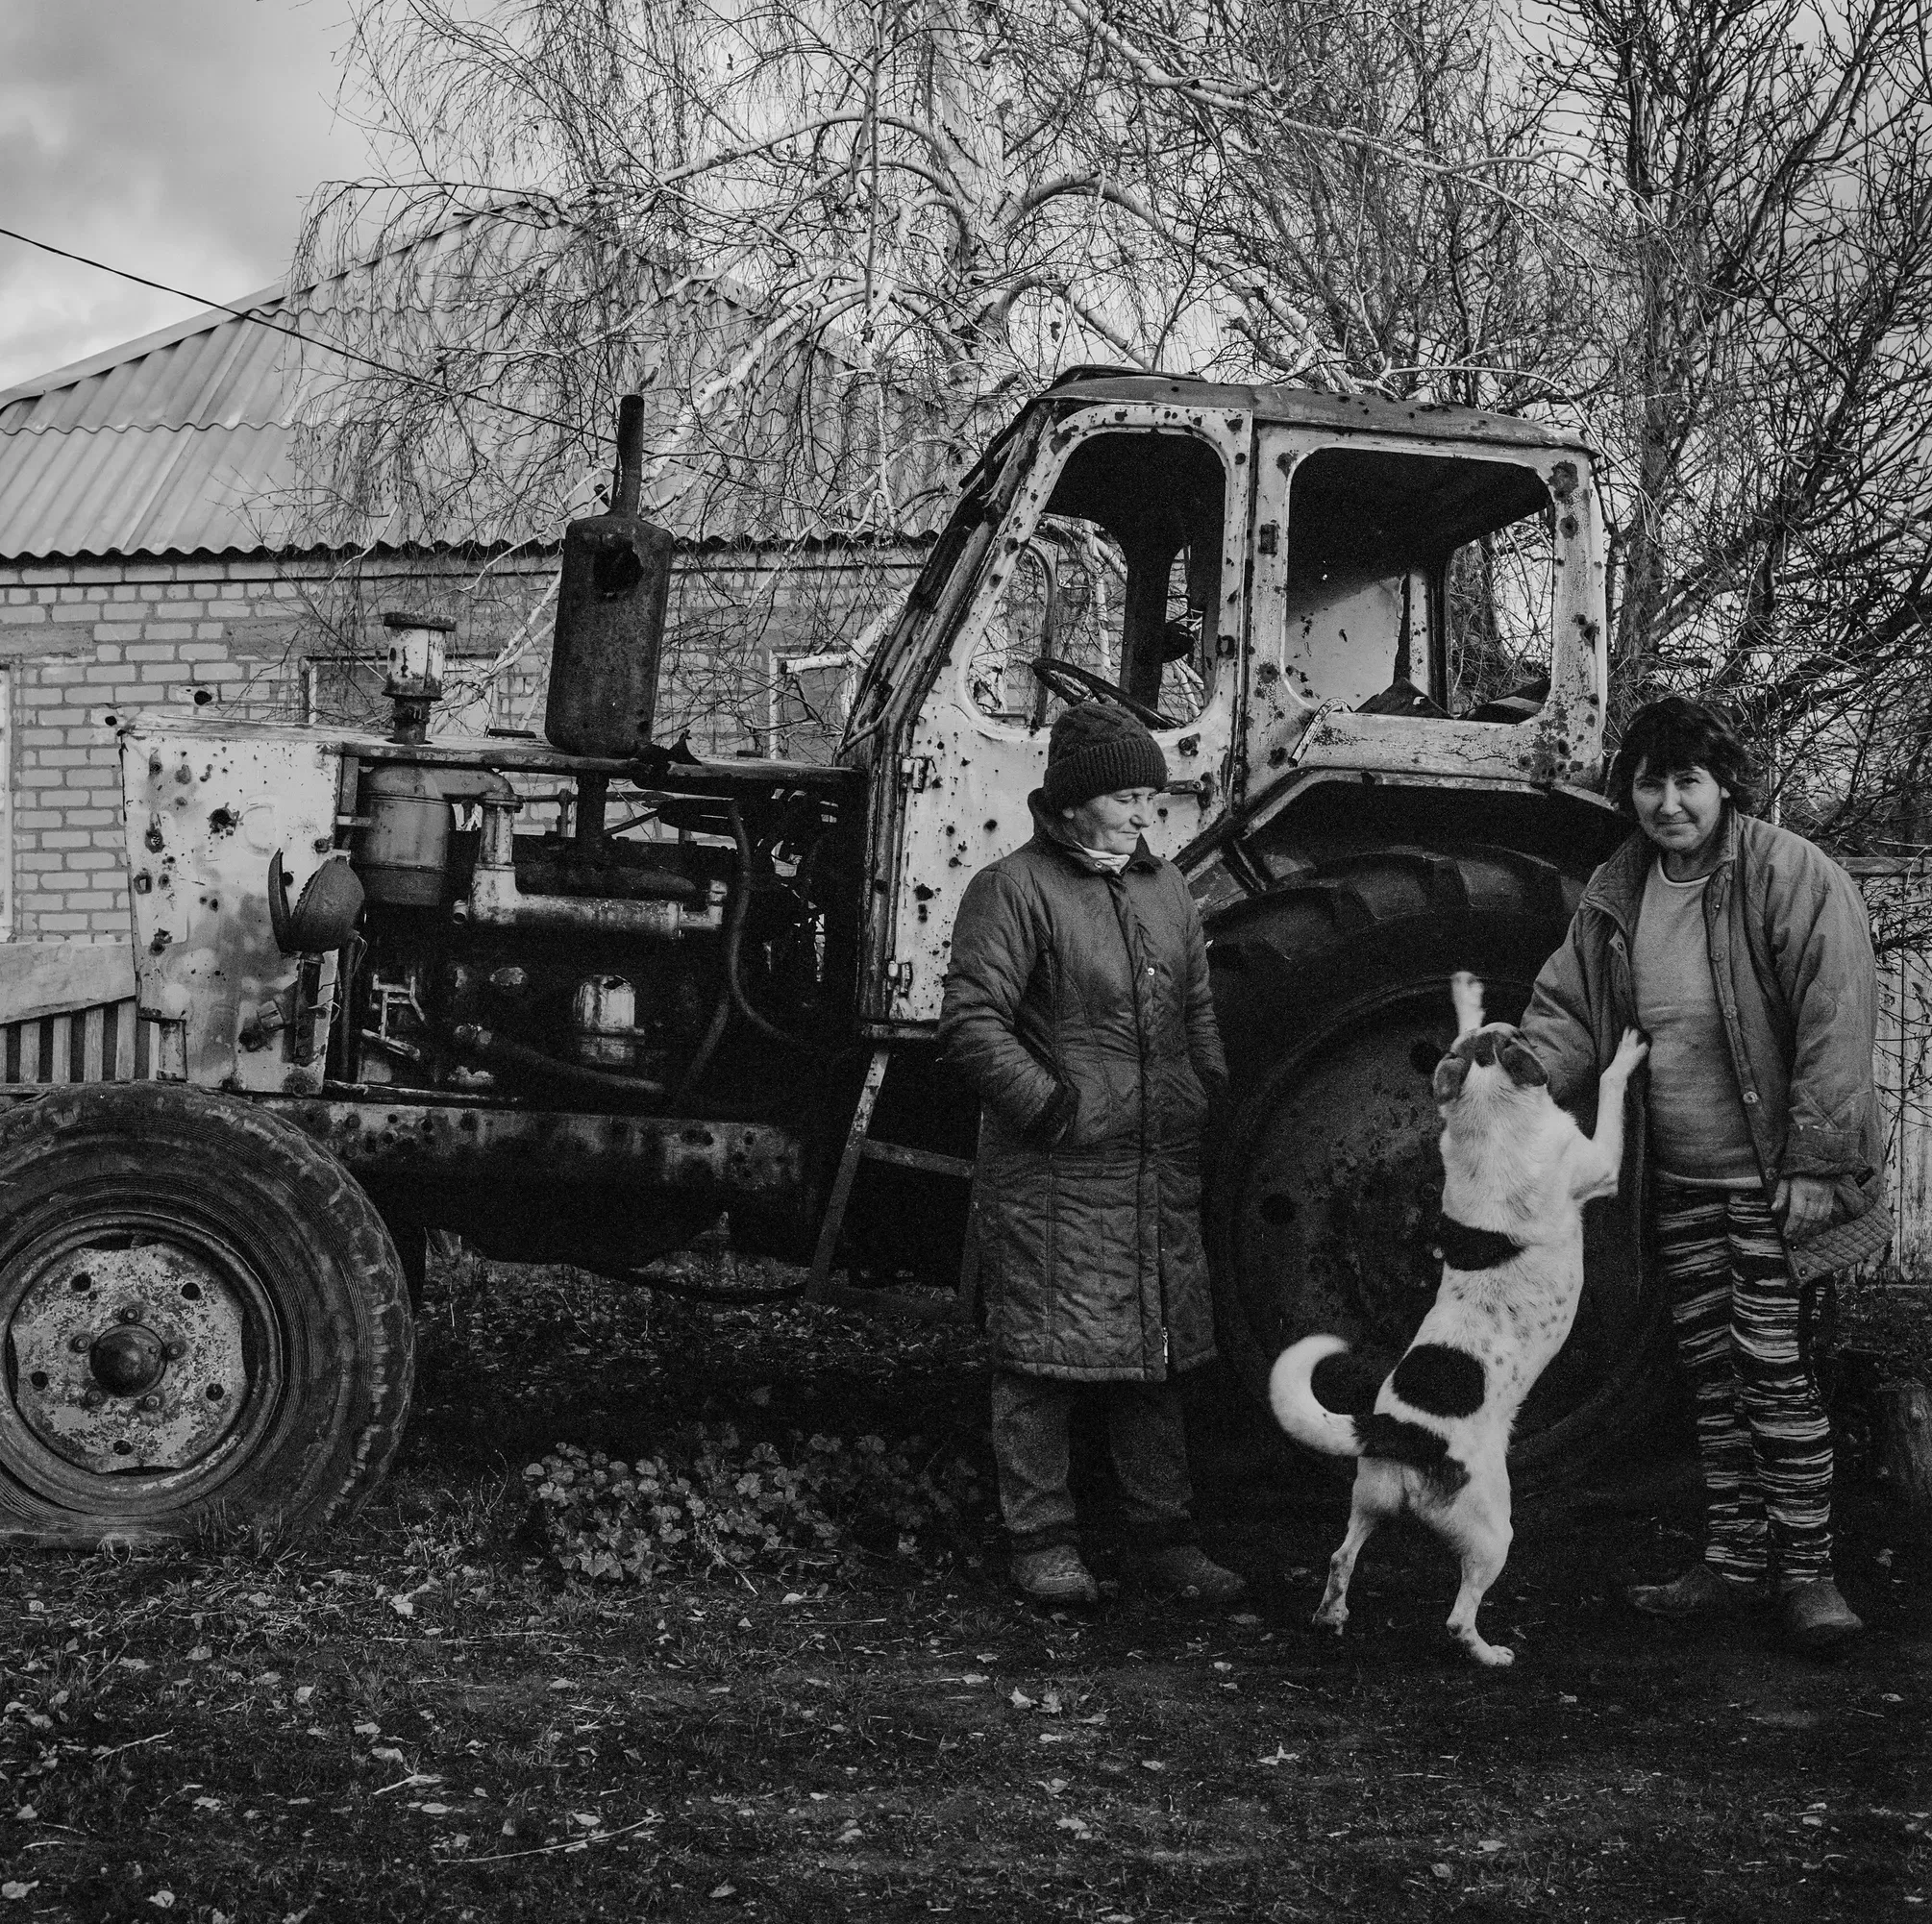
1523, 695, 1889, 1649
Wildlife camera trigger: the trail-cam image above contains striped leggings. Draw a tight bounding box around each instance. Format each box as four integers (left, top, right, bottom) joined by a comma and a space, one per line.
1654, 1182, 1834, 1591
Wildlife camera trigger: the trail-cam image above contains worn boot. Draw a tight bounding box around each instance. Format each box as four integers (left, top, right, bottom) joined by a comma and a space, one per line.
1011, 1543, 1101, 1607
1625, 1564, 1762, 1619
1782, 1578, 1863, 1651
1142, 1543, 1248, 1604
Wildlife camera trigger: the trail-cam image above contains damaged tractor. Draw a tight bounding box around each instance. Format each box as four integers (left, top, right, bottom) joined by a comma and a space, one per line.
0, 372, 1666, 1542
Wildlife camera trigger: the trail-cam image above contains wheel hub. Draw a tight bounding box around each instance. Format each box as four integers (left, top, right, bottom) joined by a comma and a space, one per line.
8, 1245, 249, 1473
88, 1323, 167, 1396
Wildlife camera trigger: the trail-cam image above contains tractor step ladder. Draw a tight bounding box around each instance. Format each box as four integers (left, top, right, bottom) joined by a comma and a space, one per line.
805, 1046, 978, 1322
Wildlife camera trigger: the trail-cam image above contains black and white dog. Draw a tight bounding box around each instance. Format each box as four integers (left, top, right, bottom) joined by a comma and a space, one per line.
1270, 973, 1647, 1666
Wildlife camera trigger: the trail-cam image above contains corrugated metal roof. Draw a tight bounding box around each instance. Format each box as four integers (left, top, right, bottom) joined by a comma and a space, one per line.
0, 223, 951, 562
0, 280, 322, 560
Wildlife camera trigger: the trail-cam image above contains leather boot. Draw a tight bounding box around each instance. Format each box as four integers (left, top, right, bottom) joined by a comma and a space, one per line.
1011, 1543, 1101, 1606
1782, 1578, 1863, 1650
1626, 1564, 1762, 1618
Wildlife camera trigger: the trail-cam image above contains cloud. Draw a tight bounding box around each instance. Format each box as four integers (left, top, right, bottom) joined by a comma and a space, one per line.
0, 0, 370, 389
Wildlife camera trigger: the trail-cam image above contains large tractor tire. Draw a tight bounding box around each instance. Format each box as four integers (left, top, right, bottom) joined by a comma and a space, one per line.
0, 1083, 413, 1544
1204, 844, 1674, 1494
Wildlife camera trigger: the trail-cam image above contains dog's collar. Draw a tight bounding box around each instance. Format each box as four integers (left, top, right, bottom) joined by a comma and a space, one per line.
1434, 1215, 1525, 1270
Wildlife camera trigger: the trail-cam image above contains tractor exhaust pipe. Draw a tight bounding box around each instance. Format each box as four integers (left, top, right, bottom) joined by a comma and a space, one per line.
543, 393, 676, 760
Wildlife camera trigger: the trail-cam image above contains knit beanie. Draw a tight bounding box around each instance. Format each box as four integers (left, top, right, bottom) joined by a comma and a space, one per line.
1040, 702, 1168, 814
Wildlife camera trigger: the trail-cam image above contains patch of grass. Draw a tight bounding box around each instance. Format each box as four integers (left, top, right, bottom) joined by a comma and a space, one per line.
1, 1250, 1928, 1920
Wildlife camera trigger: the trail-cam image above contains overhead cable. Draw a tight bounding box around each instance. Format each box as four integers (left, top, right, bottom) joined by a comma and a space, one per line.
0, 222, 613, 443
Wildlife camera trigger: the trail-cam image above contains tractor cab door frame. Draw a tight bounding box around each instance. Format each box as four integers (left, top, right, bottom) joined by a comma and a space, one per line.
860, 400, 1253, 1029
1242, 429, 1608, 799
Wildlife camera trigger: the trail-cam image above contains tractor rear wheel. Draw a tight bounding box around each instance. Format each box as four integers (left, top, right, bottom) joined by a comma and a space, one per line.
1204, 845, 1675, 1493
0, 1083, 413, 1543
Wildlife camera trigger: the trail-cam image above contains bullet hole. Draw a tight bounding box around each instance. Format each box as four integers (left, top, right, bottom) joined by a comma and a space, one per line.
208, 808, 238, 837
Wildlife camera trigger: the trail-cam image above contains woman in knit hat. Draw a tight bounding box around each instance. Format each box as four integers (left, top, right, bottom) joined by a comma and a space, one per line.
938, 702, 1245, 1606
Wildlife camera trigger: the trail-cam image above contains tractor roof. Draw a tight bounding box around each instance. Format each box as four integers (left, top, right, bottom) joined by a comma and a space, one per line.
1036, 368, 1593, 457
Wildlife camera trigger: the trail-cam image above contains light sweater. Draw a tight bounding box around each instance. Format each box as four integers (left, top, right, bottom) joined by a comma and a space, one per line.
1633, 861, 1759, 1187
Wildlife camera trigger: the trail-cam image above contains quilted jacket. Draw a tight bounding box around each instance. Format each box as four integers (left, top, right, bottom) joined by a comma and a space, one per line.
938, 795, 1228, 1380
1522, 809, 1891, 1281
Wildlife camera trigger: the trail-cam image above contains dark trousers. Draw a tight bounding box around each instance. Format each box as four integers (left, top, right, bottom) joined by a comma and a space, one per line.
990, 1369, 1197, 1553
1655, 1181, 1835, 1591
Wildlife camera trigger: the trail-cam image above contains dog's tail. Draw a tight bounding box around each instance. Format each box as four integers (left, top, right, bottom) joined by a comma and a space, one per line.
1268, 1335, 1360, 1459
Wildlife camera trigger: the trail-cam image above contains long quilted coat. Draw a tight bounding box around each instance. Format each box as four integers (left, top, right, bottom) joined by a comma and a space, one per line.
938, 796, 1228, 1382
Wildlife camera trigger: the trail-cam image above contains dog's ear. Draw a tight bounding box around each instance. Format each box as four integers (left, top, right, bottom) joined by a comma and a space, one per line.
1433, 1053, 1472, 1103
1497, 1035, 1549, 1088
1450, 971, 1486, 1039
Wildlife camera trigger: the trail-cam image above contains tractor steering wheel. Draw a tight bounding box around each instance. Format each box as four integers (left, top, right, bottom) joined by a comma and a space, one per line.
1029, 657, 1177, 732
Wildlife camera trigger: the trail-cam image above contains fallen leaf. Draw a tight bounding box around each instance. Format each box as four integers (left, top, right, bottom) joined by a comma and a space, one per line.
2, 1884, 37, 1902
572, 1813, 600, 1827
1054, 1814, 1090, 1836
1230, 1612, 1261, 1626
421, 1803, 451, 1815
246, 1593, 271, 1609
1432, 1863, 1453, 1882
147, 1894, 175, 1912
12, 1808, 32, 1822
186, 1646, 213, 1664
353, 1721, 380, 1737
294, 1686, 315, 1706
1009, 1688, 1035, 1709
1140, 1759, 1167, 1772
388, 1594, 415, 1619
959, 1673, 990, 1685
708, 1887, 736, 1901
1478, 1839, 1503, 1853
1256, 1748, 1300, 1767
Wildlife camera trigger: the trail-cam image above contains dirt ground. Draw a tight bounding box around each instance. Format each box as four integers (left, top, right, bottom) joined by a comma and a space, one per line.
1, 1251, 1928, 1923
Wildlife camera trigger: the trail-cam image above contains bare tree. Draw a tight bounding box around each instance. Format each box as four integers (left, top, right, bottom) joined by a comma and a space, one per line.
1544, 0, 1932, 745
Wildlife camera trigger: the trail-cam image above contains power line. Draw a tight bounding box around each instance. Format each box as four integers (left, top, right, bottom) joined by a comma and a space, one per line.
0, 223, 613, 443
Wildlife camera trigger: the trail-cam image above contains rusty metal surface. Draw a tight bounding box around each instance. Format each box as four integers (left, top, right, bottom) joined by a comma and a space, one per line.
7, 1244, 247, 1475
1241, 430, 1607, 797
1036, 371, 1595, 456
879, 402, 1249, 1024
257, 1096, 804, 1198
120, 720, 344, 1092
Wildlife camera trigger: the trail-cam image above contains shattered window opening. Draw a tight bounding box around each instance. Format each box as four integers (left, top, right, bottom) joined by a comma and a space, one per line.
966, 431, 1225, 730
1282, 449, 1556, 724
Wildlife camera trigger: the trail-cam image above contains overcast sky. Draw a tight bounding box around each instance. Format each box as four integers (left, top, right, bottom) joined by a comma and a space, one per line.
0, 0, 369, 392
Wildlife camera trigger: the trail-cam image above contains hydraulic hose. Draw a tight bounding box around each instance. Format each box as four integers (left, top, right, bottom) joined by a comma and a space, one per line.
447, 1023, 667, 1101
725, 800, 837, 1060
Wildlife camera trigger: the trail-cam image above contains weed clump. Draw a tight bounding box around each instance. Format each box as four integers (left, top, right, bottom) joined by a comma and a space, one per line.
524, 1425, 988, 1584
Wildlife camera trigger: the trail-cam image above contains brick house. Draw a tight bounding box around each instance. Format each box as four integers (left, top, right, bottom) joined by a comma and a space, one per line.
0, 257, 931, 950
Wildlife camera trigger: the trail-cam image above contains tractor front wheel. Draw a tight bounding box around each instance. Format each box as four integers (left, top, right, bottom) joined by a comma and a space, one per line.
0, 1083, 413, 1543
